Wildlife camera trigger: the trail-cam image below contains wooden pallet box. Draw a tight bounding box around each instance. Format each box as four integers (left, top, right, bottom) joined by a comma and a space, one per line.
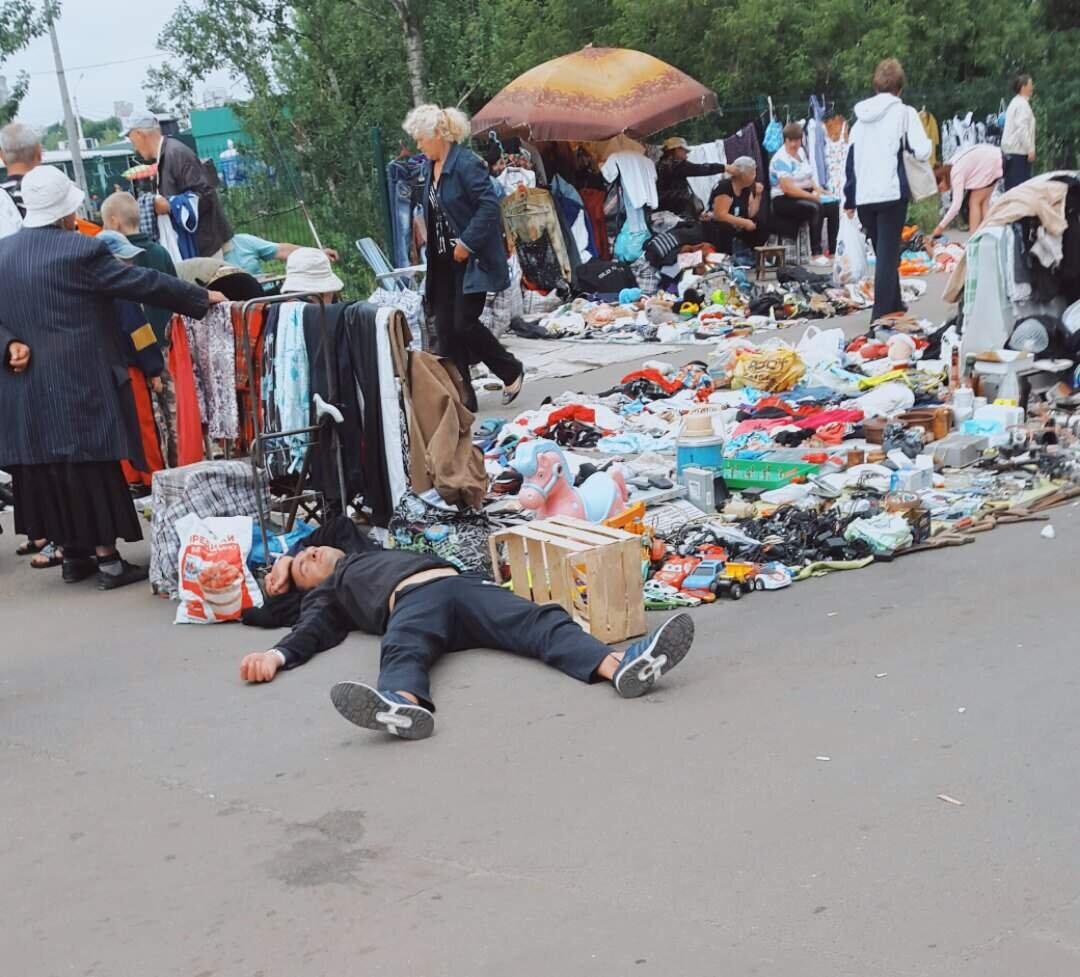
488, 515, 646, 644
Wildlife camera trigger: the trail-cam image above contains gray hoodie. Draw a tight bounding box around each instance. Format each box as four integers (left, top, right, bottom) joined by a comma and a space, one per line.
845, 93, 932, 207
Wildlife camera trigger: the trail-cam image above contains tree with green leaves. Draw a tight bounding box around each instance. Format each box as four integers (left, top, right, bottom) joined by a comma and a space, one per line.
0, 0, 54, 125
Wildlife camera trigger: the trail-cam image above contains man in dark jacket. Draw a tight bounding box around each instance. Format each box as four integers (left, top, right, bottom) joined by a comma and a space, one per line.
0, 166, 226, 590
656, 136, 728, 220
240, 517, 695, 741
125, 114, 233, 258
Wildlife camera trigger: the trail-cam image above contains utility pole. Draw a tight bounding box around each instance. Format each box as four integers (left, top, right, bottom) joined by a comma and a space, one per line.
47, 11, 88, 209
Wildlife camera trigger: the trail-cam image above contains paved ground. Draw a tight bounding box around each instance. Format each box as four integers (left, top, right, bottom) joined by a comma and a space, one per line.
5, 271, 1080, 977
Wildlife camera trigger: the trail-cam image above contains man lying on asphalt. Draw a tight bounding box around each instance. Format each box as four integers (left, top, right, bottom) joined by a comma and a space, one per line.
241, 517, 694, 740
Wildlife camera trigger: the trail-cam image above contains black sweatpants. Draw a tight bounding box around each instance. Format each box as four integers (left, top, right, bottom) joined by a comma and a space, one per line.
857, 199, 907, 321
702, 219, 769, 255
379, 574, 611, 709
771, 196, 840, 255
1003, 154, 1032, 192
427, 250, 522, 411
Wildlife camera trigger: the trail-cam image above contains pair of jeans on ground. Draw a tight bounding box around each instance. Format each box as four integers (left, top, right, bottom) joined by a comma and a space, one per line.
388, 157, 426, 269
427, 248, 522, 412
378, 574, 611, 709
771, 195, 841, 255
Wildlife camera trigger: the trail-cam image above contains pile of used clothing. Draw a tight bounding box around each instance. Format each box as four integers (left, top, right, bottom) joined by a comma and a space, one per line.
477, 284, 1080, 612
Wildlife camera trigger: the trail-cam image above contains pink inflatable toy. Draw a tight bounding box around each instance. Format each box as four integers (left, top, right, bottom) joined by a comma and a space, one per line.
512, 439, 627, 522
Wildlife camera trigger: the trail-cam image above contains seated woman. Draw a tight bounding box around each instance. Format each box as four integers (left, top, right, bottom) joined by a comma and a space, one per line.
769, 122, 839, 265
931, 144, 1004, 239
703, 156, 768, 254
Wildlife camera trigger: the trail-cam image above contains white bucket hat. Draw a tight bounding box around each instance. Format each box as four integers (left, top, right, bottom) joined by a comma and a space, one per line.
282, 247, 343, 294
21, 165, 85, 228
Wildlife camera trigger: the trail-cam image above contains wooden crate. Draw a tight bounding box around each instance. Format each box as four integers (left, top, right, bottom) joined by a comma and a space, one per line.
489, 515, 646, 644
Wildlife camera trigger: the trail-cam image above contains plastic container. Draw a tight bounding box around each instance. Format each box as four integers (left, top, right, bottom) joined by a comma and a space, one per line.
676, 435, 724, 474
974, 403, 1024, 430
721, 458, 822, 490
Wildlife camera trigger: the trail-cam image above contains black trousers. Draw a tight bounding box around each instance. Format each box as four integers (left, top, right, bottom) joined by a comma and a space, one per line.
427, 250, 522, 411
771, 196, 840, 255
858, 199, 907, 321
702, 219, 769, 255
1003, 154, 1032, 192
379, 575, 611, 709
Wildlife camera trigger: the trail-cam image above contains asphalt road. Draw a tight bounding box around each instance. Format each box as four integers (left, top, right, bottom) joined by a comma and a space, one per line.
5, 271, 1080, 977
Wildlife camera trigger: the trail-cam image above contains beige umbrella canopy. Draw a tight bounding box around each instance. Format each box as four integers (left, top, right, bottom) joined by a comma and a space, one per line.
471, 46, 718, 143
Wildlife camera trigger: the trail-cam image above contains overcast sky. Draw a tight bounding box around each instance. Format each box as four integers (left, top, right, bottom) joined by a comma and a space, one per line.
2, 1, 240, 128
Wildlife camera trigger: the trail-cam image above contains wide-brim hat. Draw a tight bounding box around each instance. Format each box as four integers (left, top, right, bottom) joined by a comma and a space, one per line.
21, 165, 85, 228
282, 247, 344, 294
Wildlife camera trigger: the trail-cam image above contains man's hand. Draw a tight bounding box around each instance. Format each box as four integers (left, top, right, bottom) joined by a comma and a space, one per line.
153, 194, 171, 216
323, 247, 340, 262
753, 182, 764, 196
150, 376, 164, 395
240, 651, 283, 683
452, 240, 470, 263
264, 556, 294, 597
7, 341, 30, 373
744, 219, 757, 231
1028, 151, 1036, 163
207, 290, 228, 305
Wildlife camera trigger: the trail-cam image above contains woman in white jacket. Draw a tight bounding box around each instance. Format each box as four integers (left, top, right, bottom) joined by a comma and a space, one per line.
843, 59, 932, 320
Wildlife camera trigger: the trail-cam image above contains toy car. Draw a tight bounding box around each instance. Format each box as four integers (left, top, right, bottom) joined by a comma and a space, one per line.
713, 561, 758, 600
679, 559, 725, 593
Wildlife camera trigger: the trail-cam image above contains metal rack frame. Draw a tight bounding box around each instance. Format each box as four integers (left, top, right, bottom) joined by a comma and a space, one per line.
236, 293, 348, 570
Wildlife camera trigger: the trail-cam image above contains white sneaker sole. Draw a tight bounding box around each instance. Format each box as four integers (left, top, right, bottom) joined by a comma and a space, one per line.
614, 612, 695, 699
330, 682, 435, 740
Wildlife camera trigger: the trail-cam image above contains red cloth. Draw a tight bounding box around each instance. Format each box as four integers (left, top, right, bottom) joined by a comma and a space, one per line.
580, 188, 609, 260
120, 367, 165, 487
794, 409, 864, 430
167, 315, 205, 466
618, 368, 683, 395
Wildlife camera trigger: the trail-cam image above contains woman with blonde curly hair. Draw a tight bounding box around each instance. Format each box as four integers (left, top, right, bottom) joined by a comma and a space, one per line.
403, 104, 524, 409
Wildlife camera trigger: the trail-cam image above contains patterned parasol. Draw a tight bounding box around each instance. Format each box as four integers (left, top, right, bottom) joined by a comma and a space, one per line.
471, 46, 717, 143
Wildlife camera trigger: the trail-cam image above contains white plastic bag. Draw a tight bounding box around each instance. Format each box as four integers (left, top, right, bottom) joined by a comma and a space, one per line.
175, 514, 263, 624
833, 214, 869, 285
843, 513, 913, 554
796, 325, 846, 368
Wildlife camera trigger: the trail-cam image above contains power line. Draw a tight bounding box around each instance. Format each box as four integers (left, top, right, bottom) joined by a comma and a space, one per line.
29, 53, 167, 77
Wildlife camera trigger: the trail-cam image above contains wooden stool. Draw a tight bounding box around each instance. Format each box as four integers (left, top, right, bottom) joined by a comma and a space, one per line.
754, 244, 785, 281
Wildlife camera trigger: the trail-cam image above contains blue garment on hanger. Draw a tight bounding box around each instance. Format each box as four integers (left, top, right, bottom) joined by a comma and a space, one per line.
809, 95, 828, 187
274, 301, 311, 473
169, 192, 199, 259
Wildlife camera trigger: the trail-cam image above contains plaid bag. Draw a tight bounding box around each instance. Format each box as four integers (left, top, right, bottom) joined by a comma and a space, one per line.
150, 460, 263, 597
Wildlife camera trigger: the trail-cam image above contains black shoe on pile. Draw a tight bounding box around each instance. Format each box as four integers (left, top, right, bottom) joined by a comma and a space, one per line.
96, 557, 150, 591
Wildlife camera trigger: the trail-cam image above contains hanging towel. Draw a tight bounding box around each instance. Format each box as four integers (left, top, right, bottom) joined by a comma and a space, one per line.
273, 301, 310, 472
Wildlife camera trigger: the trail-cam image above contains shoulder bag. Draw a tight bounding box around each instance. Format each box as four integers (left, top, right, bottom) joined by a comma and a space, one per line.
902, 108, 938, 202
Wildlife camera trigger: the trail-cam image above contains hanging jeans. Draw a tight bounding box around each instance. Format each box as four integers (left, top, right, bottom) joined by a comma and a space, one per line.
858, 199, 907, 321
387, 158, 427, 268
771, 196, 840, 255
427, 249, 522, 412
380, 574, 611, 710
1003, 154, 1033, 192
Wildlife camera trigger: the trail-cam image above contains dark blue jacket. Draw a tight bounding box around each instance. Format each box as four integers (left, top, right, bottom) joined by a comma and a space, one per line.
425, 143, 510, 295
0, 227, 209, 466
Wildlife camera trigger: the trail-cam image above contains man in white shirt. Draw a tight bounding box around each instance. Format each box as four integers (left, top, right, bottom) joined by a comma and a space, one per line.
1002, 73, 1036, 191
